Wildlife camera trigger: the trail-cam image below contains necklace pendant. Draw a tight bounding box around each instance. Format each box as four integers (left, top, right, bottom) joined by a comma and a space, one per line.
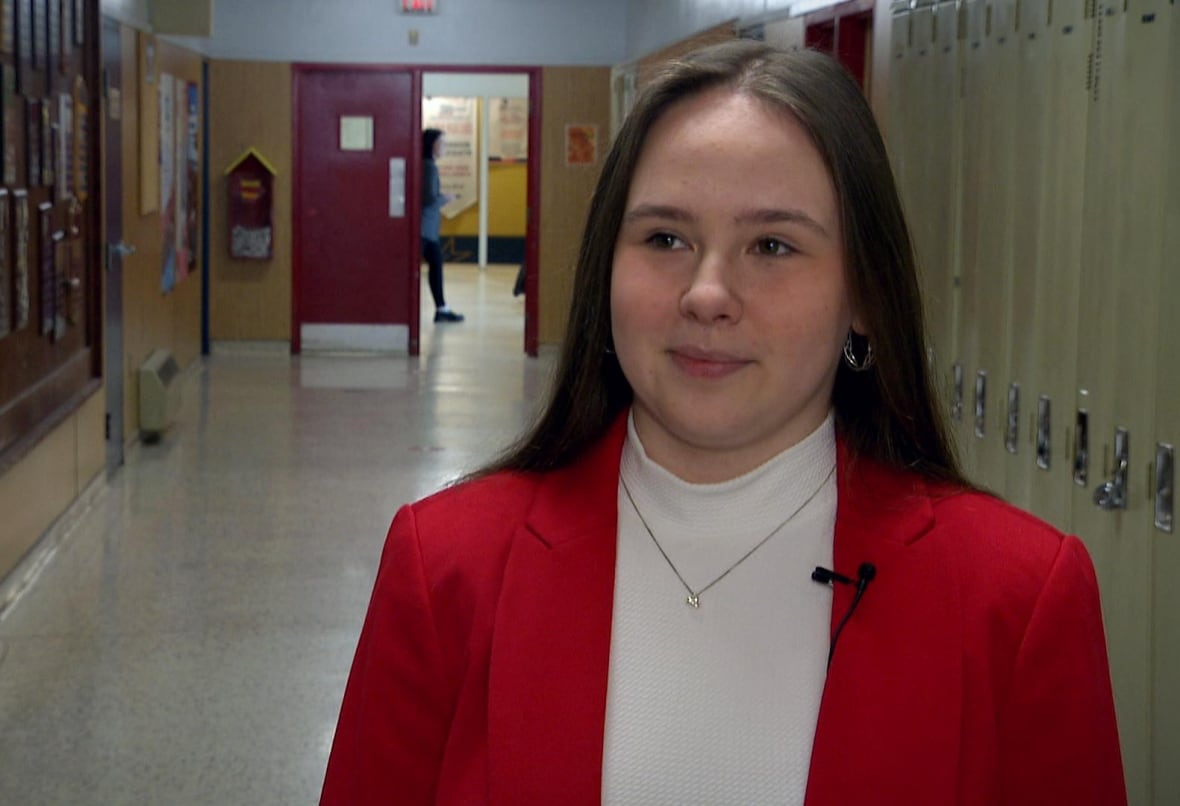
686, 593, 700, 609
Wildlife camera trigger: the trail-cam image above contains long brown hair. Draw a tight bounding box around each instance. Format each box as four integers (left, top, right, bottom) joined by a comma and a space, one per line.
482, 41, 965, 487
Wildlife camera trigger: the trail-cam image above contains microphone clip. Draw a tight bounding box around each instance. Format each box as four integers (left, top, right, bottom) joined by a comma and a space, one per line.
812, 563, 875, 590
811, 562, 878, 670
811, 566, 855, 586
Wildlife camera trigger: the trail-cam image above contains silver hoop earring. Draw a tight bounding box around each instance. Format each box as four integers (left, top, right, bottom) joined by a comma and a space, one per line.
843, 332, 875, 371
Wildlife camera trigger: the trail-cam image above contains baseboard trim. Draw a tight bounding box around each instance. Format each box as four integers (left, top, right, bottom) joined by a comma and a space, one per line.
0, 471, 107, 621
300, 324, 409, 353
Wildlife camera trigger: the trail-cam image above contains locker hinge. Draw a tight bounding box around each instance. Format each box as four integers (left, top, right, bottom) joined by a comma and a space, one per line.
105, 413, 111, 440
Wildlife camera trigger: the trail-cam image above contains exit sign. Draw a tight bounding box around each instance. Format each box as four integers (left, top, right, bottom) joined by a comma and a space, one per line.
401, 0, 437, 12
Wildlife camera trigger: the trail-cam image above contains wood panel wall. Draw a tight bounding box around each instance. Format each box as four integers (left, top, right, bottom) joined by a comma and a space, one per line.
0, 389, 103, 592
537, 66, 610, 346
117, 28, 202, 436
207, 60, 292, 341
2, 20, 209, 592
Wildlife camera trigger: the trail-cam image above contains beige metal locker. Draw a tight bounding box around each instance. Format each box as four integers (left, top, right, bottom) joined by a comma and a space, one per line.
887, 6, 915, 206
1002, 0, 1053, 511
1073, 2, 1169, 800
970, 0, 1021, 493
1028, 0, 1091, 530
907, 1, 938, 324
1151, 6, 1180, 798
954, 0, 993, 478
920, 1, 965, 409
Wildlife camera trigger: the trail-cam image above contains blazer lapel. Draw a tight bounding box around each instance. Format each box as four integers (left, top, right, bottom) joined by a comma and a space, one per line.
486, 425, 965, 803
805, 445, 964, 805
487, 419, 626, 805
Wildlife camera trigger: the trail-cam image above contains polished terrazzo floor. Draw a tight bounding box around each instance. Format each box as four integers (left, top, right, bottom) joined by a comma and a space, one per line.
0, 265, 554, 804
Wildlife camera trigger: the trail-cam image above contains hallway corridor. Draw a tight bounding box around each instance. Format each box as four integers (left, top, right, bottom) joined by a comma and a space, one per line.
0, 266, 552, 804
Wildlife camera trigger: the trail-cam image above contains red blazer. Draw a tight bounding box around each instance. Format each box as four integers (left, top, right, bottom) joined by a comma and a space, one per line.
321, 416, 1126, 804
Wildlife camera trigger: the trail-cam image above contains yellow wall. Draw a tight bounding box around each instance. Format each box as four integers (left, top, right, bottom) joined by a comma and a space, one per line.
208, 61, 293, 341
441, 161, 528, 237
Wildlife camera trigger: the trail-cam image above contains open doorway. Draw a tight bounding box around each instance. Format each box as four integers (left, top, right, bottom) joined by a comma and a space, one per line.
293, 66, 540, 357
419, 71, 539, 356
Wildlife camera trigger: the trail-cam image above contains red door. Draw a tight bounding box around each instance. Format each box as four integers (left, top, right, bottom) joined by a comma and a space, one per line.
294, 68, 420, 353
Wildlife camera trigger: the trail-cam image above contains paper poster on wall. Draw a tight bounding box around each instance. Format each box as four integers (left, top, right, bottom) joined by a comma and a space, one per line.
565, 124, 598, 166
173, 75, 187, 285
137, 31, 158, 214
422, 96, 477, 219
168, 75, 195, 284
489, 97, 527, 162
184, 81, 199, 274
159, 71, 176, 293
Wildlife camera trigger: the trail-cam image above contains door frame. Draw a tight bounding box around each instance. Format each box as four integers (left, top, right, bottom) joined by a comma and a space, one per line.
292, 63, 542, 357
291, 63, 422, 354
101, 15, 125, 474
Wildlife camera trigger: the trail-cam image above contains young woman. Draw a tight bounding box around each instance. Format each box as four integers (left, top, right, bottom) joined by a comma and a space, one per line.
323, 43, 1124, 805
422, 128, 464, 323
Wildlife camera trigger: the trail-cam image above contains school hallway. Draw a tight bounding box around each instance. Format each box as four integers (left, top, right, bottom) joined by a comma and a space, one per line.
0, 265, 552, 804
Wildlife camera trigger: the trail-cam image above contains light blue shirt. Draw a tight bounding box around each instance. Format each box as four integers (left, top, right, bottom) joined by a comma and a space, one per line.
422, 158, 443, 242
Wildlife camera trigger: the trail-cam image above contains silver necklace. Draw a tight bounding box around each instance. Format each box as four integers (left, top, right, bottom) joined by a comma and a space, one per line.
619, 463, 836, 608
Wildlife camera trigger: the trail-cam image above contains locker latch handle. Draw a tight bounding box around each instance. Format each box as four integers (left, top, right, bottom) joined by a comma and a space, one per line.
951, 363, 963, 423
974, 370, 987, 439
1073, 409, 1089, 486
1035, 395, 1051, 470
1093, 427, 1129, 511
1005, 382, 1020, 454
1156, 443, 1174, 533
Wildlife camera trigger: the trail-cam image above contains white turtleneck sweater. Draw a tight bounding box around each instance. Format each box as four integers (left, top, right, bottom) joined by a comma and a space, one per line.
601, 413, 838, 805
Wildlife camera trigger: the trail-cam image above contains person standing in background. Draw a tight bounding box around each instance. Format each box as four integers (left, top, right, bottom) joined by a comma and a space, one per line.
422, 128, 464, 323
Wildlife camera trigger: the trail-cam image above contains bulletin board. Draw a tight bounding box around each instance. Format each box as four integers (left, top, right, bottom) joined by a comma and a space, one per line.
137, 29, 156, 214
0, 0, 100, 467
